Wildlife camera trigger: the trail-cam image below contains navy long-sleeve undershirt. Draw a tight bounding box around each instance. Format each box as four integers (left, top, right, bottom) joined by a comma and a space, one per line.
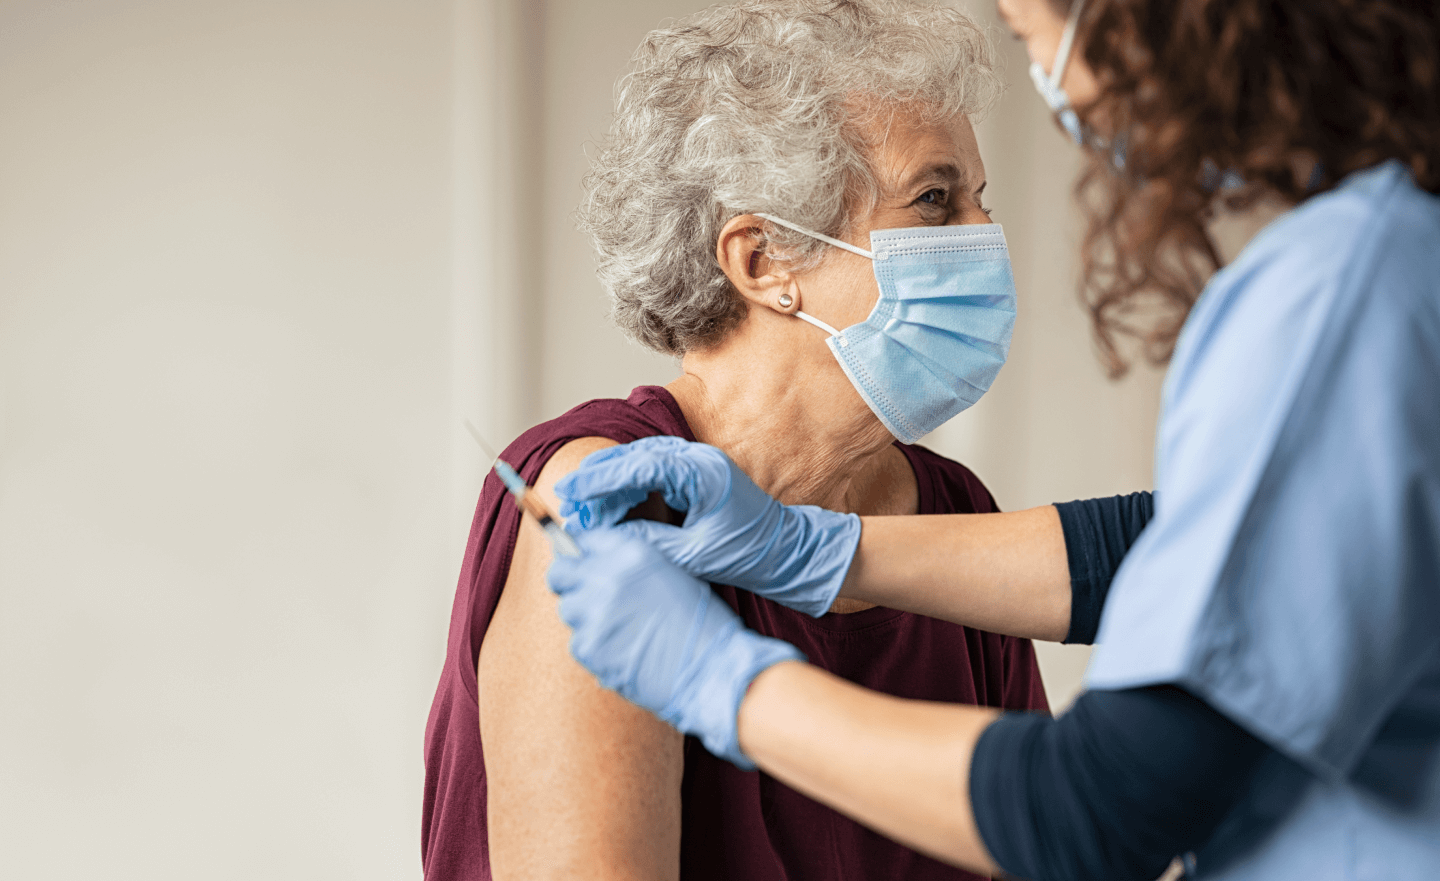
1055, 492, 1155, 645
972, 686, 1273, 881
963, 494, 1275, 881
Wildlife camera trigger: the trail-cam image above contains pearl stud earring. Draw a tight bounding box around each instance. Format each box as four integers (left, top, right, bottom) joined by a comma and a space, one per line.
778, 294, 793, 308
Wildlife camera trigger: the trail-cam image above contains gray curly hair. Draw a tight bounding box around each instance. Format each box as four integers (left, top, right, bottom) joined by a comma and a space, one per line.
577, 0, 1002, 356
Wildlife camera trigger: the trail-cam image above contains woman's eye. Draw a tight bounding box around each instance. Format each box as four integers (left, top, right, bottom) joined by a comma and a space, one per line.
917, 188, 947, 206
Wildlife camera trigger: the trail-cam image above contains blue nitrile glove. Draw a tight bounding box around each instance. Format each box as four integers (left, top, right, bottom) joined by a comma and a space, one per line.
547, 527, 804, 768
554, 436, 861, 618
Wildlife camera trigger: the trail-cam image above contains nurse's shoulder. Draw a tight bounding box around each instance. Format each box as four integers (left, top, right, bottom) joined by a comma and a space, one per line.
1089, 161, 1440, 694
1165, 160, 1438, 408
1243, 158, 1438, 272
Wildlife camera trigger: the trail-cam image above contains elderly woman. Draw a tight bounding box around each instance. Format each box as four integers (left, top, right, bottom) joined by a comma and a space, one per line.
422, 2, 1048, 879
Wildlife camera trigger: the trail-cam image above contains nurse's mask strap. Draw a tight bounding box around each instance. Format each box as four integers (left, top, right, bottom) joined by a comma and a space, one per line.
1050, 0, 1087, 92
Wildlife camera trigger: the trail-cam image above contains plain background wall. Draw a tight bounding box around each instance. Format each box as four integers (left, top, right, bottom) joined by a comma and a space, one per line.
0, 2, 459, 877
0, 1, 1161, 878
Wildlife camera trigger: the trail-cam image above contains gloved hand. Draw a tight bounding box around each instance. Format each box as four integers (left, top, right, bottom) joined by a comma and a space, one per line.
547, 527, 804, 768
554, 436, 861, 617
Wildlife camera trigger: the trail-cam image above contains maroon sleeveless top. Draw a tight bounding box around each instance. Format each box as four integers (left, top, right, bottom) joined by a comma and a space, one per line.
423, 386, 1048, 880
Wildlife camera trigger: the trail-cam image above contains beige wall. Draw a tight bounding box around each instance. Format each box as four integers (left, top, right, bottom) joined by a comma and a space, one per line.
0, 1, 1160, 878
0, 2, 458, 877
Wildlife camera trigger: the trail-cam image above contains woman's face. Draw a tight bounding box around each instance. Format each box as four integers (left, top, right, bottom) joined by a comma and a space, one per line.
789, 110, 992, 332
997, 0, 1101, 107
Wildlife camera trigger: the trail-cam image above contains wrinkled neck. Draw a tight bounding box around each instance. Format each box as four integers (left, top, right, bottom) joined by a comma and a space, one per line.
666, 317, 897, 514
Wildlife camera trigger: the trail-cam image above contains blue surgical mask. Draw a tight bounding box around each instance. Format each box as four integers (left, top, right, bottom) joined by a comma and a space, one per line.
756, 214, 1016, 444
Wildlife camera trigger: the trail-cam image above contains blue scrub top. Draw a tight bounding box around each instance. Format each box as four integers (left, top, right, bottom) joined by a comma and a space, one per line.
1086, 161, 1440, 880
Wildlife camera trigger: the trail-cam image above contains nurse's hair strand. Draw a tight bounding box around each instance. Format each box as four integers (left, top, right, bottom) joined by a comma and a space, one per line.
1060, 0, 1440, 376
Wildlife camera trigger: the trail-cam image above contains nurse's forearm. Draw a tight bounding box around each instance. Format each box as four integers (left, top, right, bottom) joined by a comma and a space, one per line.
737, 660, 1004, 875
841, 506, 1072, 642
738, 664, 1271, 881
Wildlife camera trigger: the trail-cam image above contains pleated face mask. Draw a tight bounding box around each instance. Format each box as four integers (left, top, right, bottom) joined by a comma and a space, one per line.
756, 214, 1017, 444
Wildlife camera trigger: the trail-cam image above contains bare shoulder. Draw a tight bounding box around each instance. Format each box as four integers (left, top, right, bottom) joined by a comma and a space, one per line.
479, 432, 682, 879
524, 435, 619, 528
535, 436, 618, 493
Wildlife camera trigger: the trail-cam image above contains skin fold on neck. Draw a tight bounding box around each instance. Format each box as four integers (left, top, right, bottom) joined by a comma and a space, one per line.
667, 347, 910, 516
668, 345, 912, 617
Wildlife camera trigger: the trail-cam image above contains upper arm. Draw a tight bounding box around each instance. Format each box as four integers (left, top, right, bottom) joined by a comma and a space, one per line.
479, 436, 684, 881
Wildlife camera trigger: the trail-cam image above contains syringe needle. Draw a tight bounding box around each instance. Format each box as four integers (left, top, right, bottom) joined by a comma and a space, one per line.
462, 419, 581, 557
464, 420, 499, 465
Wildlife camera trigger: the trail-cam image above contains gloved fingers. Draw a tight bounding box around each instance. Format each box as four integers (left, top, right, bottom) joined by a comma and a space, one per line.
571, 435, 690, 471
561, 486, 648, 530
607, 517, 683, 541
556, 448, 667, 504
560, 524, 691, 575
545, 551, 586, 596
556, 481, 644, 526
560, 436, 692, 495
609, 518, 718, 578
546, 516, 806, 765
655, 442, 766, 523
568, 526, 631, 555
563, 601, 627, 687
557, 449, 699, 519
545, 528, 625, 595
566, 628, 602, 679
555, 584, 585, 631
559, 589, 609, 654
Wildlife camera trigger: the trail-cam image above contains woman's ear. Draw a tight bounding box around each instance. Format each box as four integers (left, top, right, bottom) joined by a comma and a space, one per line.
716, 214, 801, 315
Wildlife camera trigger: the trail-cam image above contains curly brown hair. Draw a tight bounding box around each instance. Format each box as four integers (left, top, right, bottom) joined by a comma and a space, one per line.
1056, 0, 1440, 375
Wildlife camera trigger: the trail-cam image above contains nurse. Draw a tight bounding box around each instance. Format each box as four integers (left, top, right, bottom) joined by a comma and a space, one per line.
546, 1, 1440, 879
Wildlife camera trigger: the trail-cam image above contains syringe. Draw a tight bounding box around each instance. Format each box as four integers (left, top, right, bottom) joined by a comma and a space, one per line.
466, 421, 582, 557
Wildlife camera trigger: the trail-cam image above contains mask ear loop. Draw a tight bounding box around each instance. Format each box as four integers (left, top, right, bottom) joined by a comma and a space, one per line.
1049, 0, 1087, 90
753, 213, 865, 347
754, 213, 874, 260
794, 310, 846, 345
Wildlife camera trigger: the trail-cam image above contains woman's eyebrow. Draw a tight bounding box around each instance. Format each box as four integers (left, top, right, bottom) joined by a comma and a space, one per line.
899, 162, 964, 193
